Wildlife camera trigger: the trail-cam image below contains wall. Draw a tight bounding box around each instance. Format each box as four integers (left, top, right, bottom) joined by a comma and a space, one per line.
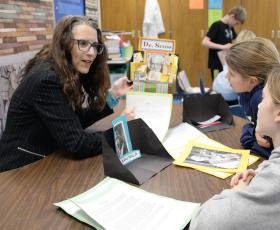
0, 0, 100, 135
0, 0, 100, 58
0, 0, 54, 56
0, 0, 54, 135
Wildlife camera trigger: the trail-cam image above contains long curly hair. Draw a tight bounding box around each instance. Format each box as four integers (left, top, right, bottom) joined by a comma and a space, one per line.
21, 16, 110, 111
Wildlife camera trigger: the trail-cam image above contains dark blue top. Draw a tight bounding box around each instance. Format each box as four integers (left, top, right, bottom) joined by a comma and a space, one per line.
239, 83, 273, 158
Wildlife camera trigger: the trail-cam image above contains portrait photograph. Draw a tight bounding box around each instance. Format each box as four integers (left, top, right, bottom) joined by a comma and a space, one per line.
145, 52, 170, 82
112, 116, 133, 158
184, 146, 241, 169
174, 141, 250, 173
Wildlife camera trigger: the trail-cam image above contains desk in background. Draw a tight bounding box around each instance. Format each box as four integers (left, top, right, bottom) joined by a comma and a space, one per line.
0, 104, 259, 229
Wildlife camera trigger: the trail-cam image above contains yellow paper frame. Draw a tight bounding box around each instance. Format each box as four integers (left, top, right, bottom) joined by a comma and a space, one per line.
191, 136, 259, 178
174, 140, 250, 173
196, 154, 259, 179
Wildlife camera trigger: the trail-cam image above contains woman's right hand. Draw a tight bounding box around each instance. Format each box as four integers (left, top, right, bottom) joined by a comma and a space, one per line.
230, 169, 256, 187
121, 107, 135, 121
111, 77, 133, 99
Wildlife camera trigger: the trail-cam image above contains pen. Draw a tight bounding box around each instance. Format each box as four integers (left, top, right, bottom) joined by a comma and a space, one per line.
17, 147, 46, 158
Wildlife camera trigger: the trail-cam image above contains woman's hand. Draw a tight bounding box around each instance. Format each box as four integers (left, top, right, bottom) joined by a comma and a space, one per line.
255, 132, 271, 148
230, 169, 256, 188
121, 107, 135, 121
111, 77, 133, 99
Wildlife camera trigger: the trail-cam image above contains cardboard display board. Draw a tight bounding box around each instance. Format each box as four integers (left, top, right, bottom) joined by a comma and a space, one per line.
130, 37, 178, 93
183, 94, 234, 132
102, 118, 172, 185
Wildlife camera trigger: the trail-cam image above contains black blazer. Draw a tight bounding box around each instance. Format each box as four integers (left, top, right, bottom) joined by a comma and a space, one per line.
0, 61, 113, 172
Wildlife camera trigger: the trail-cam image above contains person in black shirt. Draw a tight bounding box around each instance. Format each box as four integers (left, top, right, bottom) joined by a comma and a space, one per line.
202, 6, 247, 81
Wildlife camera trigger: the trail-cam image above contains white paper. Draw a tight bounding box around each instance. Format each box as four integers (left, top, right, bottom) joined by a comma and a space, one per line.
194, 135, 227, 148
197, 115, 221, 125
56, 177, 200, 230
126, 92, 173, 141
162, 123, 206, 159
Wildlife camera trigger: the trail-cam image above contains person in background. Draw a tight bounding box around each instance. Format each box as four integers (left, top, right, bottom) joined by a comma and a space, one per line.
0, 16, 134, 172
226, 37, 279, 158
202, 6, 247, 81
213, 29, 256, 105
190, 65, 280, 230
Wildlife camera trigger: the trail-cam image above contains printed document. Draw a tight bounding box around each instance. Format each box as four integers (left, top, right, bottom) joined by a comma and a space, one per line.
55, 177, 200, 230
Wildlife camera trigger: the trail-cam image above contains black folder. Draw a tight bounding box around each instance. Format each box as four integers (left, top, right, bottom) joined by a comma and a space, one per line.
183, 94, 234, 132
102, 118, 172, 185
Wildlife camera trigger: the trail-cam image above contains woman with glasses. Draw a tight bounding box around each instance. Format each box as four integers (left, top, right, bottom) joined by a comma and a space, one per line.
0, 16, 134, 172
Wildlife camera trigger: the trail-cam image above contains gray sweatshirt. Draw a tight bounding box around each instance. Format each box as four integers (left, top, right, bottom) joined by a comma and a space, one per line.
189, 147, 280, 230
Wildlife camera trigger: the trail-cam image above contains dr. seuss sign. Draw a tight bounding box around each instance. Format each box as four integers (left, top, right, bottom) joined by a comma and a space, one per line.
139, 38, 176, 54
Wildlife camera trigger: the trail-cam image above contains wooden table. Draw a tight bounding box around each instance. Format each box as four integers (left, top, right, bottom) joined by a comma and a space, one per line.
0, 104, 258, 229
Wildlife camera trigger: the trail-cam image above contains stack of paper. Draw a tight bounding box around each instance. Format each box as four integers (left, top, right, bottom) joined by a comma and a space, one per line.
55, 177, 200, 230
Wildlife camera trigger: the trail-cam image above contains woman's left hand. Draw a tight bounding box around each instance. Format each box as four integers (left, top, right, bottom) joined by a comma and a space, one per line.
111, 77, 133, 99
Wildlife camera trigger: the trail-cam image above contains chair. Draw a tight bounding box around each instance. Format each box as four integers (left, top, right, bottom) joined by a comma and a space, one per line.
174, 70, 211, 104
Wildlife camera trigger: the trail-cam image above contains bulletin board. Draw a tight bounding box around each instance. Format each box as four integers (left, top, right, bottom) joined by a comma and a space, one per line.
19, 0, 40, 2
54, 0, 85, 23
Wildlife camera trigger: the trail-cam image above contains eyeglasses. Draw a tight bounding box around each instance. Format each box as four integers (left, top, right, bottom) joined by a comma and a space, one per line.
73, 39, 104, 54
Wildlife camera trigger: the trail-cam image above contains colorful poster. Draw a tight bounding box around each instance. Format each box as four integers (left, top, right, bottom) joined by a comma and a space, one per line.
189, 0, 204, 9
208, 0, 223, 9
208, 9, 223, 27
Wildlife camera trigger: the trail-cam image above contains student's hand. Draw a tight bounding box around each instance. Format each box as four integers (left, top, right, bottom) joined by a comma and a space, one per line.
111, 77, 133, 99
255, 132, 271, 148
223, 43, 232, 50
121, 107, 135, 121
231, 177, 252, 190
230, 169, 256, 187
